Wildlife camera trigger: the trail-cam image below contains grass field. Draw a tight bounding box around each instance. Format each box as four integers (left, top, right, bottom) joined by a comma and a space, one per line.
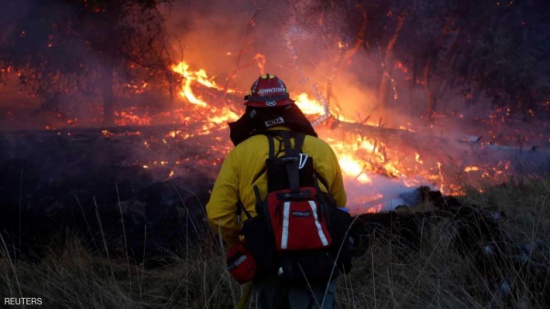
1, 176, 549, 308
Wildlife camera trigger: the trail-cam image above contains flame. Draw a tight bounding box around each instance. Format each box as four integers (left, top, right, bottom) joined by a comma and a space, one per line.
161, 61, 515, 211
172, 61, 232, 107
167, 61, 240, 128
162, 63, 420, 212
254, 53, 266, 75
172, 62, 207, 107
35, 57, 515, 215
125, 82, 148, 94
294, 93, 325, 116
338, 155, 372, 184
208, 106, 239, 124
464, 166, 480, 172
366, 203, 383, 214
415, 153, 423, 164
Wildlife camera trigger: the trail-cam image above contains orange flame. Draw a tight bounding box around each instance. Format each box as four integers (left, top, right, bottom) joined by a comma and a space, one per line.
98, 58, 516, 214
254, 53, 266, 75
170, 61, 239, 127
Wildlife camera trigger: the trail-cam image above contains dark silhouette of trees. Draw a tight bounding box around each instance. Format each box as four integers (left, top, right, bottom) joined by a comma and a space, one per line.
0, 0, 175, 125
386, 0, 550, 121
1, 0, 548, 125
332, 0, 549, 122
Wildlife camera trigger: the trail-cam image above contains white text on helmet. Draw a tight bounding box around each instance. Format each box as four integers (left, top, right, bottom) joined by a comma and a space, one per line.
258, 87, 286, 95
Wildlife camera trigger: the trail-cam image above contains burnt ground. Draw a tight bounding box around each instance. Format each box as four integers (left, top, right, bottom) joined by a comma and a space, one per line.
0, 124, 223, 265
1, 125, 548, 304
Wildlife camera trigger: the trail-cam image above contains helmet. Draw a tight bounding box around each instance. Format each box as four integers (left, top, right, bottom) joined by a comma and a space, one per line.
244, 74, 294, 107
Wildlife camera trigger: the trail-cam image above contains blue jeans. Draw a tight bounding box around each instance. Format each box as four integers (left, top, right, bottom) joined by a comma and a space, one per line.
253, 275, 337, 309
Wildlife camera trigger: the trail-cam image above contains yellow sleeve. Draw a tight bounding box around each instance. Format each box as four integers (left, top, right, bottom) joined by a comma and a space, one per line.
205, 150, 241, 246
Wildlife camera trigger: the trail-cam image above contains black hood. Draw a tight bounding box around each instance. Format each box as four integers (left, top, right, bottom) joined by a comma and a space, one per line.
228, 104, 318, 146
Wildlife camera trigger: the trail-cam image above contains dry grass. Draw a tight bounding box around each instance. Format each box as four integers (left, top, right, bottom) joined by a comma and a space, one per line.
1, 177, 549, 308
0, 233, 244, 308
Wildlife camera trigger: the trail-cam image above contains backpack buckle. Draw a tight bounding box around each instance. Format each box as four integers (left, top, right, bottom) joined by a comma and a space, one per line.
298, 153, 308, 169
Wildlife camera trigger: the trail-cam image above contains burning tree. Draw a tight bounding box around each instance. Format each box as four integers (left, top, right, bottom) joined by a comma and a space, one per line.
296, 0, 550, 123
0, 0, 175, 125
387, 0, 550, 121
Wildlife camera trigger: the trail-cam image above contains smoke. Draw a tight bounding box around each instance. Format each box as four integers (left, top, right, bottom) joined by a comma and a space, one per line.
164, 0, 369, 101
2, 0, 548, 214
344, 174, 423, 214
164, 4, 382, 126
162, 0, 550, 211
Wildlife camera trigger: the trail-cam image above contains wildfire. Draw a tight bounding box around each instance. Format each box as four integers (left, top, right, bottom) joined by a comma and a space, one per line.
169, 61, 240, 128
294, 93, 326, 115
338, 155, 372, 184
168, 61, 516, 213
254, 53, 266, 75
173, 61, 236, 93
208, 106, 239, 125
80, 58, 517, 215
172, 61, 233, 107
172, 62, 207, 107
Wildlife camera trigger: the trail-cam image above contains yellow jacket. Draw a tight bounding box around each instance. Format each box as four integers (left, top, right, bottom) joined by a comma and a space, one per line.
206, 128, 347, 246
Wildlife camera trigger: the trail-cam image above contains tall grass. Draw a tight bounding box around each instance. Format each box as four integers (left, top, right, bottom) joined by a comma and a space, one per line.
1, 177, 548, 308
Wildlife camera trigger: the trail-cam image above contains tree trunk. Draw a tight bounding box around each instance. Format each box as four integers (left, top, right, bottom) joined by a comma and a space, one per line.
423, 59, 436, 123
378, 67, 392, 120
422, 16, 460, 123
101, 64, 115, 126
378, 9, 408, 120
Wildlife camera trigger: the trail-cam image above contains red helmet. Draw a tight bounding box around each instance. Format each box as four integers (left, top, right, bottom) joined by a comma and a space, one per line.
244, 74, 295, 107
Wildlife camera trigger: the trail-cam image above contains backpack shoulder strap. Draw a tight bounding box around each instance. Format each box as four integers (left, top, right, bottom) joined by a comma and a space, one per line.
279, 131, 302, 191
293, 132, 305, 153
279, 131, 306, 154
267, 133, 276, 158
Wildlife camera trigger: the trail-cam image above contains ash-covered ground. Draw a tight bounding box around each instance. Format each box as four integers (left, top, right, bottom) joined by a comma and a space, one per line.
0, 125, 221, 265
1, 118, 548, 266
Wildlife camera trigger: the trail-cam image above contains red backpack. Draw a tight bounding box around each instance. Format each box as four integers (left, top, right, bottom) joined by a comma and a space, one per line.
261, 131, 332, 250
227, 131, 354, 283
257, 131, 351, 282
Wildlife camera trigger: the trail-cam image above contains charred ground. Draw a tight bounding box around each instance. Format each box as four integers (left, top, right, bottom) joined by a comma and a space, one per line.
0, 125, 218, 265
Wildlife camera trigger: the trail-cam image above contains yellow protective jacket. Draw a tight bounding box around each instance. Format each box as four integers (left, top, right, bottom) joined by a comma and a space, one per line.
206, 128, 347, 246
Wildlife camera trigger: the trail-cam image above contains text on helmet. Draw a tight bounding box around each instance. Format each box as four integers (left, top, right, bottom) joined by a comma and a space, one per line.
258, 87, 286, 95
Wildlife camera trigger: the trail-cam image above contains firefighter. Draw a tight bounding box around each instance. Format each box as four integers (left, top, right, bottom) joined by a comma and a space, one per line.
206, 74, 347, 309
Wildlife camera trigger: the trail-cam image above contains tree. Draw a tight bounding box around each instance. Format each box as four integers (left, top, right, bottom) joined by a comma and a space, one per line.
0, 0, 175, 125
394, 0, 550, 121
327, 0, 549, 123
